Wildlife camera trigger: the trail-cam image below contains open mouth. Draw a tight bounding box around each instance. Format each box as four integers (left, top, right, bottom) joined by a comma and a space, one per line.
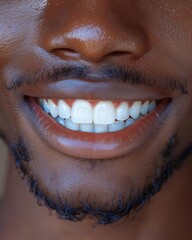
28, 96, 171, 160
39, 98, 157, 133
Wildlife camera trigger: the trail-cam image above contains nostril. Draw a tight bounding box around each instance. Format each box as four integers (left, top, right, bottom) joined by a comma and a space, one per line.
54, 48, 77, 54
63, 48, 77, 53
53, 48, 81, 59
104, 51, 130, 58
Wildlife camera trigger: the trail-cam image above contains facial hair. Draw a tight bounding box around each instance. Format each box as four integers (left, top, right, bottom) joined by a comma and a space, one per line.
9, 135, 192, 225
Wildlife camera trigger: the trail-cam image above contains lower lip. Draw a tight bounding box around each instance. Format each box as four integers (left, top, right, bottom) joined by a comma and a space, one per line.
28, 98, 171, 160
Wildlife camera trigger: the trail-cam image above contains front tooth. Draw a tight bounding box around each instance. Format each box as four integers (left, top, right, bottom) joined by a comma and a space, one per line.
148, 100, 156, 112
141, 101, 149, 115
129, 101, 141, 119
65, 118, 80, 131
48, 99, 58, 118
43, 99, 50, 113
80, 123, 94, 132
93, 101, 116, 124
116, 102, 130, 121
58, 100, 71, 119
109, 121, 125, 132
71, 100, 93, 124
94, 124, 109, 133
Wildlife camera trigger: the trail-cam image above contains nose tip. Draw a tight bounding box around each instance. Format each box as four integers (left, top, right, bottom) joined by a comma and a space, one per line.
67, 25, 105, 42
42, 4, 149, 63
59, 25, 111, 62
46, 24, 148, 63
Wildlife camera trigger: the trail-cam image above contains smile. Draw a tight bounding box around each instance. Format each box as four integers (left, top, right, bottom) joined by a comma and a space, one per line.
39, 98, 157, 133
28, 95, 171, 160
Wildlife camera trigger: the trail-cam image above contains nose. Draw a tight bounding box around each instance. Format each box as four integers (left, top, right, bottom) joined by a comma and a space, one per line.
41, 0, 149, 63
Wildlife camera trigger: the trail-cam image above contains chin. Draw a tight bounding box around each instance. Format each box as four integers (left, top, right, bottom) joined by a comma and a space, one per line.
9, 124, 189, 224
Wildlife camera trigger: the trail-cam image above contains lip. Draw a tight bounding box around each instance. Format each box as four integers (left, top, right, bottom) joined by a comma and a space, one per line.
28, 97, 171, 160
22, 79, 175, 102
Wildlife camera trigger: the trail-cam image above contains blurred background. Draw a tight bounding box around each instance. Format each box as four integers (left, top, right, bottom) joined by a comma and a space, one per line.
0, 139, 8, 201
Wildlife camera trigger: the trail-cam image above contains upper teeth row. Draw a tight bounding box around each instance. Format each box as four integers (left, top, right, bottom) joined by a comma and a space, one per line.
39, 99, 156, 125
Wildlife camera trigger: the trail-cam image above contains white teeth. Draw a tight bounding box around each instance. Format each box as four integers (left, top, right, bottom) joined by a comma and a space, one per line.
56, 117, 65, 126
116, 102, 130, 121
141, 101, 149, 115
129, 101, 141, 119
80, 123, 94, 133
58, 100, 71, 119
109, 121, 125, 132
94, 124, 109, 133
40, 98, 158, 133
148, 100, 156, 112
93, 101, 116, 125
125, 118, 135, 127
43, 99, 50, 113
72, 100, 93, 124
48, 100, 58, 118
65, 118, 80, 131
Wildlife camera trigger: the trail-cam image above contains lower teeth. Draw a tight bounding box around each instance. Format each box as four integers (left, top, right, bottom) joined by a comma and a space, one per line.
55, 116, 135, 133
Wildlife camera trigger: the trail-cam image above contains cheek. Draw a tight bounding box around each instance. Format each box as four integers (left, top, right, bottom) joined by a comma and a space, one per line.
175, 104, 192, 147
137, 2, 192, 85
0, 3, 47, 140
0, 1, 47, 75
0, 96, 16, 141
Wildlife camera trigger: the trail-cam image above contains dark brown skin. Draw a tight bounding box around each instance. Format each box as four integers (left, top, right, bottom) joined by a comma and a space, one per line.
0, 1, 192, 239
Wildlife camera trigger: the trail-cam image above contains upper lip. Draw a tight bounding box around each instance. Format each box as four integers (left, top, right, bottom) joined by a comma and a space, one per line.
22, 79, 172, 101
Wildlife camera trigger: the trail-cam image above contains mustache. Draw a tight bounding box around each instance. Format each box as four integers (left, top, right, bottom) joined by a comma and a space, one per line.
6, 63, 189, 95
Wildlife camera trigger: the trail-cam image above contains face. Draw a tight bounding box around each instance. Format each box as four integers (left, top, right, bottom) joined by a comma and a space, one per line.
0, 0, 192, 224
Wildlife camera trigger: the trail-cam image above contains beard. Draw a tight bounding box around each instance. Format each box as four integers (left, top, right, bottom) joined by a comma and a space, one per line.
8, 135, 192, 225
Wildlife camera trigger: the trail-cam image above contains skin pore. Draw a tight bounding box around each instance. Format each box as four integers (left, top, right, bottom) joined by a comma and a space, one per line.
0, 0, 192, 239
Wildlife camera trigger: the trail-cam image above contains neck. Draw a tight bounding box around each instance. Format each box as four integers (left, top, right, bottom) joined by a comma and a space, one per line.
1, 158, 192, 240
